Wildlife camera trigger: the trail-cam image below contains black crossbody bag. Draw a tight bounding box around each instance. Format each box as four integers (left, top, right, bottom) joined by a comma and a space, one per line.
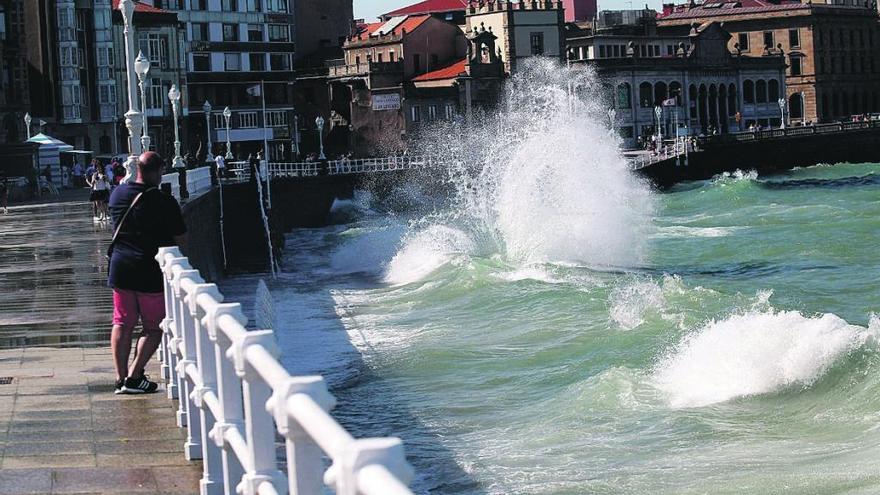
106, 187, 158, 262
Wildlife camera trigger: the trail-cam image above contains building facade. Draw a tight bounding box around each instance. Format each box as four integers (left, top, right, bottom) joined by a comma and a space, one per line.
0, 0, 30, 143
658, 0, 880, 123
466, 0, 566, 73
571, 20, 787, 148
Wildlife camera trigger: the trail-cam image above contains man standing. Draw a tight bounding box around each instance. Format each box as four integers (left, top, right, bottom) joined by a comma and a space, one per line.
214, 152, 225, 179
108, 151, 187, 394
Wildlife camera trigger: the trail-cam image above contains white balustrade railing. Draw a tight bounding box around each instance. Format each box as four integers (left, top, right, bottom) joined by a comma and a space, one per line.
187, 166, 213, 198
155, 246, 415, 495
161, 171, 181, 199
268, 157, 428, 178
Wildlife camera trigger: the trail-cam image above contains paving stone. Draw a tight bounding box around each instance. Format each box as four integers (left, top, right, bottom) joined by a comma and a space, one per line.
152, 465, 204, 494
3, 440, 94, 456
51, 467, 158, 493
0, 468, 53, 495
2, 454, 97, 469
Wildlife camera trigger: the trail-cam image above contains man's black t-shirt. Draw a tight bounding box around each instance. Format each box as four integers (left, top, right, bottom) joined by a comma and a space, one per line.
108, 182, 187, 293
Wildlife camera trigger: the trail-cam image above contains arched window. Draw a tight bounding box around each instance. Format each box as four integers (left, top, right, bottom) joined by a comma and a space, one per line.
654, 81, 668, 106
728, 83, 737, 116
789, 93, 803, 119
768, 80, 780, 101
639, 82, 653, 107
743, 80, 755, 104
617, 82, 631, 108
669, 81, 682, 105
756, 80, 767, 103
689, 84, 698, 118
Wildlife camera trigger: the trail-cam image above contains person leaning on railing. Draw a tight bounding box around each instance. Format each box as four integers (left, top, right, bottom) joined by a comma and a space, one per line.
107, 151, 188, 395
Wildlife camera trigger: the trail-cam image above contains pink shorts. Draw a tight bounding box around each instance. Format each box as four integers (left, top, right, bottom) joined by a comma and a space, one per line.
113, 289, 165, 331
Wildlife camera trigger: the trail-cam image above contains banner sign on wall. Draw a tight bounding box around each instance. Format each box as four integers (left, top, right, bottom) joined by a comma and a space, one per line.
372, 93, 401, 111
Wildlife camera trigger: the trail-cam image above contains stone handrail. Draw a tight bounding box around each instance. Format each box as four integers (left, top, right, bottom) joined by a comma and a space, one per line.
186, 166, 213, 198
155, 247, 415, 495
161, 172, 181, 199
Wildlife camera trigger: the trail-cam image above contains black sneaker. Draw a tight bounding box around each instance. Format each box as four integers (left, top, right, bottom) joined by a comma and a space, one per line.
114, 378, 125, 395
121, 374, 159, 394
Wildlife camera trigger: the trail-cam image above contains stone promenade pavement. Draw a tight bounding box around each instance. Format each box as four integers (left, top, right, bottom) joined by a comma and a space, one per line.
0, 196, 200, 494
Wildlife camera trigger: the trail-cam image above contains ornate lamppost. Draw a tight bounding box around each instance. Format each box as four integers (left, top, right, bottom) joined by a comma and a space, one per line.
167, 84, 184, 169
203, 100, 214, 164
654, 105, 663, 144
315, 115, 326, 160
134, 51, 151, 151
778, 97, 787, 129
223, 106, 233, 160
119, 0, 143, 183
24, 113, 32, 139
293, 115, 300, 159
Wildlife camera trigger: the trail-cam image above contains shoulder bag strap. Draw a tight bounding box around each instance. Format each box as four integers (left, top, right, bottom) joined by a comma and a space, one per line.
107, 187, 158, 253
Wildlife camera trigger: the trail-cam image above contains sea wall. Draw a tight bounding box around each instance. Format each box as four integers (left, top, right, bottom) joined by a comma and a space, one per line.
180, 188, 225, 282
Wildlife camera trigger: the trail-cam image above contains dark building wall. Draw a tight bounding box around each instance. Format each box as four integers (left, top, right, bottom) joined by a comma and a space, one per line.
294, 0, 353, 59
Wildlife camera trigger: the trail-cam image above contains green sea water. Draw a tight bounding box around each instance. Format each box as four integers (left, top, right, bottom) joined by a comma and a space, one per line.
272, 163, 880, 494
268, 61, 880, 493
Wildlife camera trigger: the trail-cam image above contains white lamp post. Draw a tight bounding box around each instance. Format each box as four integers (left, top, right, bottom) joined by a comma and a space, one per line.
203, 100, 214, 164
168, 84, 184, 169
654, 105, 663, 144
134, 51, 151, 151
24, 113, 32, 140
293, 114, 300, 159
119, 0, 144, 183
778, 97, 786, 129
315, 115, 326, 160
223, 106, 233, 160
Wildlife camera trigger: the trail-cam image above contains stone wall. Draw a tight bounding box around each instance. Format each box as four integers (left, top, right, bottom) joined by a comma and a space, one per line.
180, 188, 225, 282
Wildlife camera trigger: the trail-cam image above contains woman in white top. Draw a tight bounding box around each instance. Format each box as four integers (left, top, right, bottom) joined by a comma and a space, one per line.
91, 172, 111, 220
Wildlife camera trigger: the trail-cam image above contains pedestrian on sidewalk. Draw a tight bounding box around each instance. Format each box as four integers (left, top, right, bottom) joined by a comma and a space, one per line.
108, 151, 187, 394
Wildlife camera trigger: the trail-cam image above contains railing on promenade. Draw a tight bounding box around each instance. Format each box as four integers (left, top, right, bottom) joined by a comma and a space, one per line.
161, 166, 213, 202
629, 140, 688, 170
155, 246, 415, 495
270, 157, 428, 178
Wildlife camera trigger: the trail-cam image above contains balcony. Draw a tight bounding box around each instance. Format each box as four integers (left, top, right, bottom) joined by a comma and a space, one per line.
328, 60, 404, 79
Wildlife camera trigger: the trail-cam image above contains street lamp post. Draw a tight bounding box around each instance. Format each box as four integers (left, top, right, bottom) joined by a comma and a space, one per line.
119, 0, 143, 183
315, 115, 326, 160
167, 84, 184, 169
134, 51, 151, 151
223, 107, 233, 160
778, 97, 787, 129
654, 105, 663, 145
203, 100, 214, 165
24, 113, 32, 140
293, 115, 300, 159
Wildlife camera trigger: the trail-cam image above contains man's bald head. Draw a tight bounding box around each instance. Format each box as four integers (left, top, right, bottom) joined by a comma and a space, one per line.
136, 152, 165, 185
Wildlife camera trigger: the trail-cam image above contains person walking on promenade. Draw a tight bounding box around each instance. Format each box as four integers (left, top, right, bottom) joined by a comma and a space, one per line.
108, 152, 187, 394
91, 171, 111, 221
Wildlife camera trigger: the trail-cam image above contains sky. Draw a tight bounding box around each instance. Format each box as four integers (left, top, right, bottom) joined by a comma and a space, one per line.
353, 0, 663, 23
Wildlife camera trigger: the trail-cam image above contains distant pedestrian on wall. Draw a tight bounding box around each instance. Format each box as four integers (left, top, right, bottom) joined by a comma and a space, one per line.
107, 151, 187, 394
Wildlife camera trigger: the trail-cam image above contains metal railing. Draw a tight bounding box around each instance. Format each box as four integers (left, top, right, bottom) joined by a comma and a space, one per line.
155, 246, 415, 495
269, 157, 427, 178
628, 140, 688, 170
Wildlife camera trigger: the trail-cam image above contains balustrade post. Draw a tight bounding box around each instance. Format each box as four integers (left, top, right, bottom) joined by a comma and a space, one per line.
174, 269, 205, 460
272, 377, 335, 495
189, 283, 225, 495
231, 331, 287, 495
163, 256, 191, 405
157, 247, 183, 381
203, 303, 248, 493
325, 438, 415, 495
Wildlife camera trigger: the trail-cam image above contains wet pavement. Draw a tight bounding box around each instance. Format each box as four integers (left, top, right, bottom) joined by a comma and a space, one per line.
0, 197, 200, 493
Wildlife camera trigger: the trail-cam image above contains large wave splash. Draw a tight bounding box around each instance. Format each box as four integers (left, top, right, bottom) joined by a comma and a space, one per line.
653, 308, 880, 408
379, 58, 654, 284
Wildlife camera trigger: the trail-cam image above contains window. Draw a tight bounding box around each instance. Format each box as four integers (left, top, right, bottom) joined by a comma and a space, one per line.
428, 105, 437, 120
191, 23, 208, 41
789, 29, 800, 48
738, 32, 749, 51
213, 113, 226, 130
791, 57, 802, 76
743, 80, 754, 103
223, 24, 239, 41
98, 84, 116, 104
390, 51, 396, 62
138, 33, 168, 68
221, 0, 237, 11
268, 24, 289, 42
245, 0, 262, 11
0, 9, 7, 41
617, 83, 631, 108
249, 53, 265, 71
763, 31, 774, 49
191, 0, 207, 9
377, 53, 383, 63
269, 53, 290, 70
667, 44, 673, 56
240, 111, 258, 128
599, 45, 606, 58
639, 82, 652, 107
193, 54, 210, 71
148, 78, 164, 110
225, 53, 241, 71
248, 24, 263, 42
530, 32, 544, 55
266, 0, 288, 12
445, 103, 455, 119
411, 105, 421, 122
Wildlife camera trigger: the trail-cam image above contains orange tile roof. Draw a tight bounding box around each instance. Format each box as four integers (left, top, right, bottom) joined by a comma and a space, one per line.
412, 58, 467, 81
384, 0, 469, 17
352, 15, 431, 41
